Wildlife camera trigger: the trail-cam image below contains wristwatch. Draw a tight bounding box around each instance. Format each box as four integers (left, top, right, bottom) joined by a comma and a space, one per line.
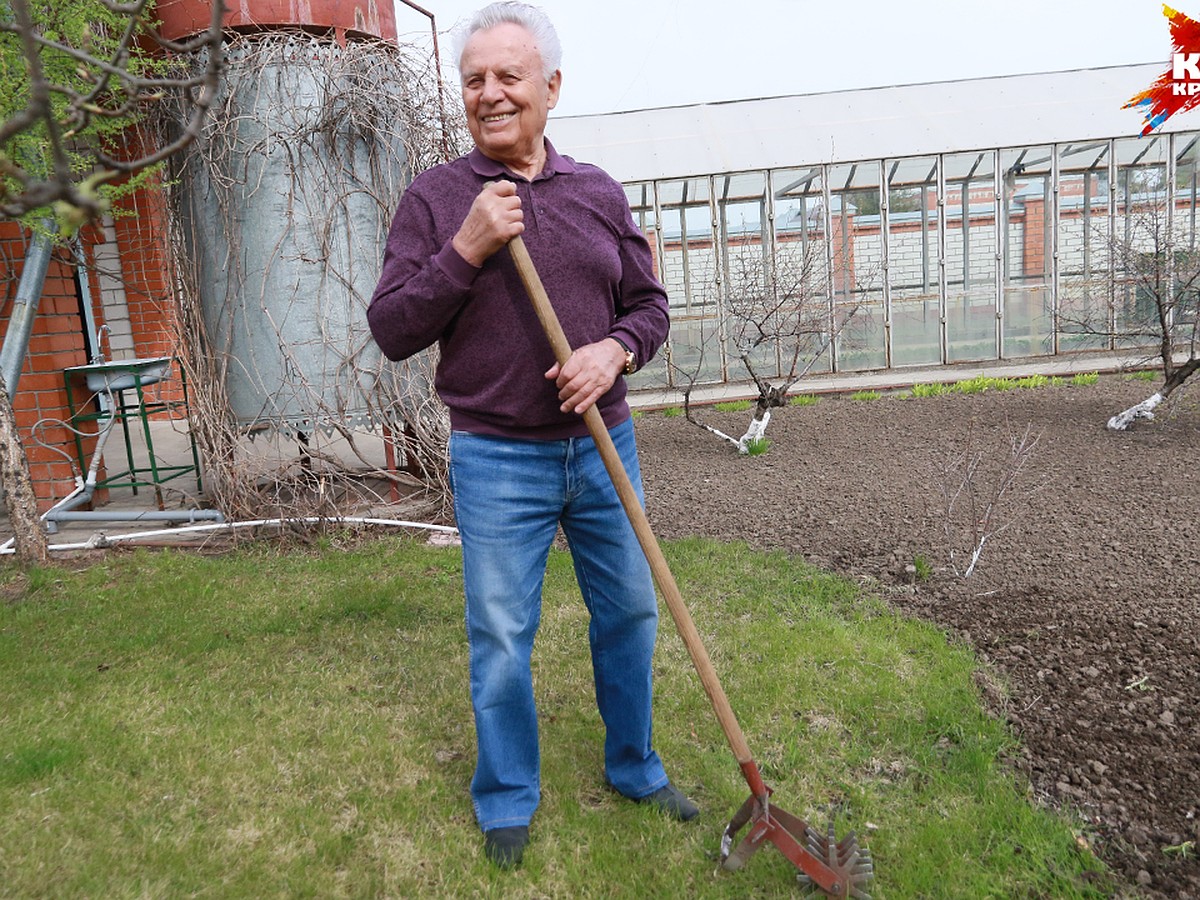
611, 336, 636, 376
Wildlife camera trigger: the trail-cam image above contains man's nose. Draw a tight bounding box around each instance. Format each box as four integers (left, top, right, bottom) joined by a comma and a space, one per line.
480, 73, 504, 102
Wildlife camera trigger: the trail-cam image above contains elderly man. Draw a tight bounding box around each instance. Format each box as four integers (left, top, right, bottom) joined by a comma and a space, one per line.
367, 1, 697, 869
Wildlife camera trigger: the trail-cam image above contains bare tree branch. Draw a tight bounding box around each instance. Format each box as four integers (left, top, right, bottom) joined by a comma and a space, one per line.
0, 0, 226, 226
1059, 190, 1200, 428
675, 236, 868, 454
932, 421, 1045, 578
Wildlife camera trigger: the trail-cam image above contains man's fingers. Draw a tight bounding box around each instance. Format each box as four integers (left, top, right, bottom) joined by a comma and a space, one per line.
453, 184, 524, 264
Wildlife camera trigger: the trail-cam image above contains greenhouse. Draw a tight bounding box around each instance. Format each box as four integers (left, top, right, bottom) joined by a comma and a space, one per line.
550, 64, 1199, 392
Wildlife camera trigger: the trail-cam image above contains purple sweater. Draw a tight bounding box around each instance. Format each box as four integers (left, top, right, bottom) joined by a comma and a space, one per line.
367, 142, 670, 440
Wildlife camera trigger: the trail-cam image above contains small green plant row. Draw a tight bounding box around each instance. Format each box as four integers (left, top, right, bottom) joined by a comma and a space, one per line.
904, 371, 1101, 398
1126, 369, 1159, 382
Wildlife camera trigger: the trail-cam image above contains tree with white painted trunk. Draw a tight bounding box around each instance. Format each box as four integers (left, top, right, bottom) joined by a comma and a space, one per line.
1061, 188, 1200, 430
673, 237, 862, 454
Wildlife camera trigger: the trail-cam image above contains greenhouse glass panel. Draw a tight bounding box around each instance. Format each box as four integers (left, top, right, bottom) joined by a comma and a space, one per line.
665, 316, 725, 387
1056, 142, 1113, 351
1113, 136, 1169, 347
1175, 133, 1200, 250
829, 162, 886, 371
1001, 146, 1054, 357
657, 177, 718, 314
944, 151, 999, 362
1173, 134, 1200, 342
719, 172, 780, 379
657, 176, 724, 385
773, 166, 833, 375
886, 156, 941, 366
626, 182, 658, 251
624, 182, 654, 222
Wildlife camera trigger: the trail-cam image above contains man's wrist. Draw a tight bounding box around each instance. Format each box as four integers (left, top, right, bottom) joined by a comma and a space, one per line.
609, 336, 636, 376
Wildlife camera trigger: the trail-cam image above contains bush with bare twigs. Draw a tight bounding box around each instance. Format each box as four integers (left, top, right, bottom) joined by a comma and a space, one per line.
930, 422, 1046, 579
160, 32, 468, 524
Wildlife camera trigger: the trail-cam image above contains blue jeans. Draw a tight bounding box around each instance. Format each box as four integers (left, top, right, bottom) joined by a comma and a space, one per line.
448, 418, 668, 831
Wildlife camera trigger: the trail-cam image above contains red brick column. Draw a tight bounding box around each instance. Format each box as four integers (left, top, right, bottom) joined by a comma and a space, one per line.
0, 224, 98, 508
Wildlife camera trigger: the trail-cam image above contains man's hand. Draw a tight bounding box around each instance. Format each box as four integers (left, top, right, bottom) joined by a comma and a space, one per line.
452, 181, 524, 266
545, 338, 627, 414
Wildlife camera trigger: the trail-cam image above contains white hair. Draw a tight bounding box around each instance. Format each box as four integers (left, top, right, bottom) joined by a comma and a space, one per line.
452, 2, 562, 81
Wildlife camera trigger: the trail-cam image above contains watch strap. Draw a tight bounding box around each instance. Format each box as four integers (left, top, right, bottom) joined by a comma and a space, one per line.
610, 336, 636, 375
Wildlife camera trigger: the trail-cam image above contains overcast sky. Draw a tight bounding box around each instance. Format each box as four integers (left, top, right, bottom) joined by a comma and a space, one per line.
393, 0, 1176, 122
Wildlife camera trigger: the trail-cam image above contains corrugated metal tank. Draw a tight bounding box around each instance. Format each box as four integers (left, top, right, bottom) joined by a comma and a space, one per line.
167, 2, 409, 435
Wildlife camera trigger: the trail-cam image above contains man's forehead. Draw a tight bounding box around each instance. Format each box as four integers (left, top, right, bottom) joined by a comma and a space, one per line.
461, 23, 543, 71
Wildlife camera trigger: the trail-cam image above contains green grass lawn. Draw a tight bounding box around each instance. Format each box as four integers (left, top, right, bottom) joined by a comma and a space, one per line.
0, 535, 1110, 898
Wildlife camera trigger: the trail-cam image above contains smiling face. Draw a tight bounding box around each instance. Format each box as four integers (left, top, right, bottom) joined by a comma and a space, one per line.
459, 21, 561, 180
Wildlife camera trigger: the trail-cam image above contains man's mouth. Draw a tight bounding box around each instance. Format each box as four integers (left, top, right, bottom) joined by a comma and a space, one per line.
482, 112, 514, 124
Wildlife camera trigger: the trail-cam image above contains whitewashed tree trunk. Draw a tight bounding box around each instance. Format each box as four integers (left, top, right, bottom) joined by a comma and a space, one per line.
736, 410, 771, 454
1107, 392, 1164, 431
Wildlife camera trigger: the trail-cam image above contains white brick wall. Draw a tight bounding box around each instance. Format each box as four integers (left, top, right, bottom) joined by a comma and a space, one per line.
92, 215, 134, 360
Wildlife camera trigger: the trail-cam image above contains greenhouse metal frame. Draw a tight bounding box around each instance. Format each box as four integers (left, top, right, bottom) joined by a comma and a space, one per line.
619, 131, 1197, 389
549, 65, 1196, 392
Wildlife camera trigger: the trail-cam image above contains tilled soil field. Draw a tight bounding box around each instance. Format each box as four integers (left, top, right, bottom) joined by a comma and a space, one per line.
635, 374, 1199, 898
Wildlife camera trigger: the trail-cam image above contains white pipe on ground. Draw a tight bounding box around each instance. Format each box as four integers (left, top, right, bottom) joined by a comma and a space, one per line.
0, 516, 458, 555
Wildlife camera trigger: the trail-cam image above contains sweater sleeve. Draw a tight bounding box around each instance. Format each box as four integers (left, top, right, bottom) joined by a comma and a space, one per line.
608, 189, 671, 370
367, 187, 478, 362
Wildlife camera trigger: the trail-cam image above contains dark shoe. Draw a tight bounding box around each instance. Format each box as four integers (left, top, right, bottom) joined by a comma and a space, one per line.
483, 825, 529, 868
637, 783, 699, 821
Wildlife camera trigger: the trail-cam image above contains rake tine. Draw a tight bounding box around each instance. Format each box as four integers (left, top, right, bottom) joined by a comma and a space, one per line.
793, 819, 874, 899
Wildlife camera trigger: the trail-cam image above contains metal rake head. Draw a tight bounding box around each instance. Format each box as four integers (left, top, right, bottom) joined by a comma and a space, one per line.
721, 796, 874, 899
796, 821, 874, 900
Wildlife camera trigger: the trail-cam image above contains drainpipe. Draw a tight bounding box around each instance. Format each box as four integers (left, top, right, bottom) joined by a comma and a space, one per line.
0, 224, 54, 393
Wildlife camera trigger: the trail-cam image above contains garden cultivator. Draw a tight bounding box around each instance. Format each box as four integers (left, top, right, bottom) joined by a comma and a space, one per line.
509, 235, 874, 898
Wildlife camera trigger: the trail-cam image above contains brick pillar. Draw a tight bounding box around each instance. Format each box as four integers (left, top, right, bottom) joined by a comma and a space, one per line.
0, 225, 99, 509
1022, 195, 1047, 279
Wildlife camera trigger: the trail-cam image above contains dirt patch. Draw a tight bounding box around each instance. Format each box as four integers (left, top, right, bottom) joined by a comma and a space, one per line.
635, 375, 1200, 898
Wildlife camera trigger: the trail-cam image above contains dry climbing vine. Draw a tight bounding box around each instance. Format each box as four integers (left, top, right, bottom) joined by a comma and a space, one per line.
156, 32, 468, 525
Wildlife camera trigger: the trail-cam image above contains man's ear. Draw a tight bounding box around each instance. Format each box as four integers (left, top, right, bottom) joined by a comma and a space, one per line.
547, 70, 562, 110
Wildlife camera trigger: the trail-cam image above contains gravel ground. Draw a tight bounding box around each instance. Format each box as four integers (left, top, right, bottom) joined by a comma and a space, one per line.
635, 374, 1200, 899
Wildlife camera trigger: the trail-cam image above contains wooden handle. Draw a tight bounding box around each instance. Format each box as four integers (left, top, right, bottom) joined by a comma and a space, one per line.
507, 235, 763, 784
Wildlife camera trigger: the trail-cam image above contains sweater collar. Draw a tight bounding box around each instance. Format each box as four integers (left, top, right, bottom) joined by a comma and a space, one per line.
467, 139, 576, 182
